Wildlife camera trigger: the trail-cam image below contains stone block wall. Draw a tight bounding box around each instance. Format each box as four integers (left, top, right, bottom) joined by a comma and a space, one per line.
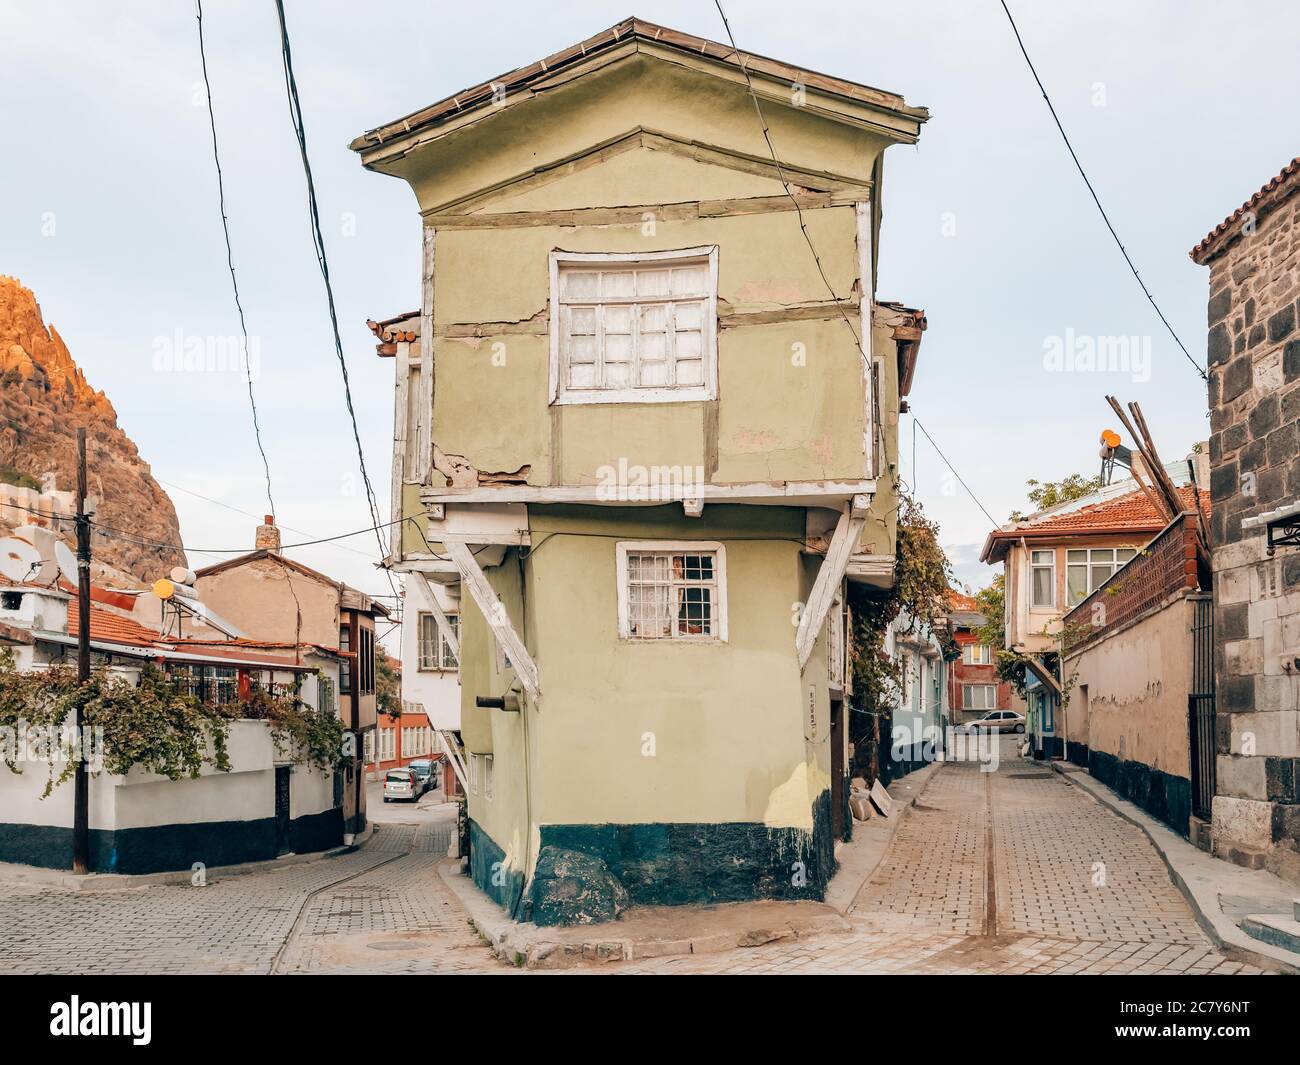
1197, 163, 1300, 881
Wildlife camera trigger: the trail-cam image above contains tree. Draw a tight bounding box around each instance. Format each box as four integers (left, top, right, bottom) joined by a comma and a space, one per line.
376, 651, 401, 719
1008, 473, 1102, 522
973, 574, 1004, 649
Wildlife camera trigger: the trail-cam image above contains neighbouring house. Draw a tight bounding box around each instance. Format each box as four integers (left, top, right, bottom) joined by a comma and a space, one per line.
1191, 157, 1300, 880
945, 589, 1016, 724
0, 574, 345, 874
1059, 511, 1210, 839
354, 18, 929, 923
188, 517, 390, 838
885, 609, 952, 773
980, 462, 1205, 760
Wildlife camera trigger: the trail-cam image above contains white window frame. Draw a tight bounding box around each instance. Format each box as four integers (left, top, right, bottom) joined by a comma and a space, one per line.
417, 611, 459, 672
1066, 546, 1139, 607
1030, 549, 1055, 609
469, 753, 479, 795
963, 643, 991, 666
963, 684, 997, 710
615, 540, 728, 642
548, 247, 719, 406
484, 755, 494, 801
827, 591, 846, 690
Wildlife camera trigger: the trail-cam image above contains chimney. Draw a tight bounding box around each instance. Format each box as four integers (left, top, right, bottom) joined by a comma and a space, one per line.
255, 515, 281, 552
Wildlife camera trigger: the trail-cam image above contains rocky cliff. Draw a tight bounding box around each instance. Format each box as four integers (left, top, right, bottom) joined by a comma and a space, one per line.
0, 276, 186, 584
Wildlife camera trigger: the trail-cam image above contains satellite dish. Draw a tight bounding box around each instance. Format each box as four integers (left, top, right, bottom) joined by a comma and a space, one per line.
54, 541, 78, 585
0, 537, 42, 583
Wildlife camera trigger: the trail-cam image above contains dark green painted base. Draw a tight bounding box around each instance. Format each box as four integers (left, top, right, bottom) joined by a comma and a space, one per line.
468, 819, 526, 917
0, 808, 344, 875
1066, 741, 1089, 768
1089, 749, 1191, 838
512, 790, 838, 926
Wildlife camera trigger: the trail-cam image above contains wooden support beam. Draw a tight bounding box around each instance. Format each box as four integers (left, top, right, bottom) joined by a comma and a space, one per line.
411, 570, 458, 659
435, 728, 468, 792
444, 540, 540, 701
795, 507, 866, 670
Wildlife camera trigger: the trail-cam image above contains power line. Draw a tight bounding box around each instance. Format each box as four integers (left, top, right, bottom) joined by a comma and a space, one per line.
711, 4, 1004, 539
194, 0, 278, 515
712, 1, 864, 354
271, 0, 398, 601
913, 417, 1000, 530
998, 0, 1207, 382
158, 477, 376, 560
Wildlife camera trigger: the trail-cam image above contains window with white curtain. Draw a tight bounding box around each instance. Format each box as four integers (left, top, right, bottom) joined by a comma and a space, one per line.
616, 541, 727, 641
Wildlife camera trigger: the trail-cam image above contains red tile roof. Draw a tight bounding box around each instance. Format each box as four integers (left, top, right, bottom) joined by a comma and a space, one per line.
67, 604, 166, 648
1190, 157, 1300, 264
981, 485, 1207, 563
947, 589, 979, 611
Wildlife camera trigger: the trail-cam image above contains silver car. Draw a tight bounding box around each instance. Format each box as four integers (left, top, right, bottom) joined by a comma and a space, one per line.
965, 710, 1026, 734
383, 768, 419, 803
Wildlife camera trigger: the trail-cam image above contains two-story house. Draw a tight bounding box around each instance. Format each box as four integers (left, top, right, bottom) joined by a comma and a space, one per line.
354, 18, 928, 924
945, 589, 1016, 724
980, 466, 1202, 759
189, 517, 389, 838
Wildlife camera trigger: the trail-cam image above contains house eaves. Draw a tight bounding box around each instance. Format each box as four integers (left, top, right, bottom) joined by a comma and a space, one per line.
1190, 157, 1300, 265
349, 17, 929, 165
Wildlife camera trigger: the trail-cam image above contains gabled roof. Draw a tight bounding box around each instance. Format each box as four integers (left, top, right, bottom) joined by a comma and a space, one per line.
349, 17, 928, 156
1190, 157, 1300, 264
980, 484, 1206, 564
194, 550, 391, 618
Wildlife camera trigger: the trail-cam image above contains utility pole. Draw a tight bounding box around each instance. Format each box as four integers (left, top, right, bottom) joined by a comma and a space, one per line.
72, 428, 90, 873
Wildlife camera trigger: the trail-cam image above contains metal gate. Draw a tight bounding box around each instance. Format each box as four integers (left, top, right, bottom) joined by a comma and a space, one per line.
1188, 594, 1216, 820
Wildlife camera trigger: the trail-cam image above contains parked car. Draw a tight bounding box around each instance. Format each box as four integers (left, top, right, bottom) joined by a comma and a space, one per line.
964, 710, 1026, 734
408, 759, 440, 793
383, 768, 419, 802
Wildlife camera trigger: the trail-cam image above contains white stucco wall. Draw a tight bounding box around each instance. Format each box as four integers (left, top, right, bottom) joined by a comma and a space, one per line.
401, 573, 462, 731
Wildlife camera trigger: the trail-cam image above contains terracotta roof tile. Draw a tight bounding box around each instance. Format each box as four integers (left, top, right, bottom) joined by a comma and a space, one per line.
1190, 157, 1300, 263
67, 604, 165, 648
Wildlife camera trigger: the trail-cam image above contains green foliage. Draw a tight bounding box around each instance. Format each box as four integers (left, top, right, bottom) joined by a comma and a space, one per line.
1008, 472, 1102, 522
973, 574, 1005, 649
375, 651, 401, 719
0, 465, 42, 491
847, 496, 956, 781
0, 650, 347, 797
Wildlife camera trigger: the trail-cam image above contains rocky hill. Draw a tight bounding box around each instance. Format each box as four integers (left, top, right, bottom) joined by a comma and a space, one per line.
0, 276, 186, 584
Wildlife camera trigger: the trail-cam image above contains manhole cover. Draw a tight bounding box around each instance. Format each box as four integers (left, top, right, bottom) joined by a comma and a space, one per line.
367, 940, 424, 951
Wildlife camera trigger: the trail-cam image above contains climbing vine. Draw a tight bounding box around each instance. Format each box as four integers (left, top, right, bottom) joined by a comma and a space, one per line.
846, 496, 956, 783
0, 651, 348, 797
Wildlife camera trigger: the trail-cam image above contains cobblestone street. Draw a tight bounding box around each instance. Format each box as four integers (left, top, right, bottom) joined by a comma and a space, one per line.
0, 756, 1265, 974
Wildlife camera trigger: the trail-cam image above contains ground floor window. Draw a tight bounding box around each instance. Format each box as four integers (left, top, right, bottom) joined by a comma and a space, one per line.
616, 541, 727, 641
963, 684, 997, 710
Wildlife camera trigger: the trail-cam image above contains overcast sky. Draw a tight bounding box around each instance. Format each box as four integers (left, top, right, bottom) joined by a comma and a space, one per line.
3, 0, 1298, 619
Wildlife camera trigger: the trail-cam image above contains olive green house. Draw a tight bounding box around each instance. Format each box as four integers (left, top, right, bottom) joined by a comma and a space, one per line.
354, 18, 928, 924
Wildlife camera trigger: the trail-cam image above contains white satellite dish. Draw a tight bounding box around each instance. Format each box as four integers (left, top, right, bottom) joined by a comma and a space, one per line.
54, 541, 78, 584
0, 537, 42, 583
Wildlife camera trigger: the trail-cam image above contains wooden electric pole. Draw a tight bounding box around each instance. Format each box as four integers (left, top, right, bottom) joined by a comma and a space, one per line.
72, 427, 90, 873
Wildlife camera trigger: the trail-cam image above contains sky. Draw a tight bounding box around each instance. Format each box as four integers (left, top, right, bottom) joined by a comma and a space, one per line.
2, 0, 1298, 623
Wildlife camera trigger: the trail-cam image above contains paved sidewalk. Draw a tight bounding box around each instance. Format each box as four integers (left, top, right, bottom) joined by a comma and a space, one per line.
1056, 764, 1300, 972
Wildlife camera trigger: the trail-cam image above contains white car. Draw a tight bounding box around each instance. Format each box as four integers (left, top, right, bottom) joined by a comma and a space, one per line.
964, 710, 1026, 734
383, 768, 419, 802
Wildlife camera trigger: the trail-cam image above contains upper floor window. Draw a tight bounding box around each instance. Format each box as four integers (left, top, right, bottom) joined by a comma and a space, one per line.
963, 643, 991, 665
418, 612, 459, 671
1030, 549, 1055, 609
1066, 547, 1137, 606
615, 541, 728, 642
549, 248, 718, 405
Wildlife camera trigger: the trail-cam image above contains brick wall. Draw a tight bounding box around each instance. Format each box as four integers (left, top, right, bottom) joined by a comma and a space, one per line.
1197, 167, 1300, 881
1063, 514, 1199, 655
